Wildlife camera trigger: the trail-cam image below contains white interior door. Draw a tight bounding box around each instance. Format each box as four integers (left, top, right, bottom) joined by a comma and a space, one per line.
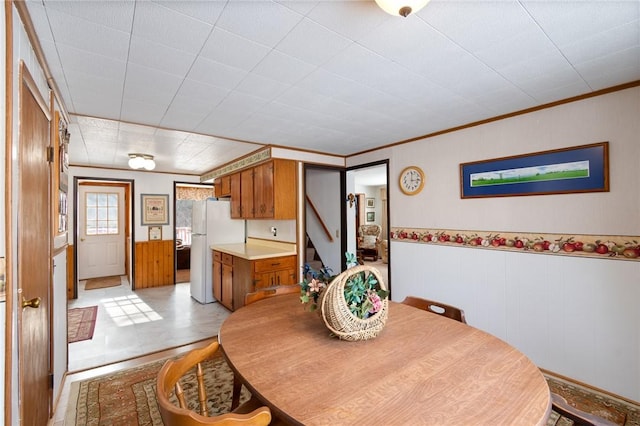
78, 185, 126, 279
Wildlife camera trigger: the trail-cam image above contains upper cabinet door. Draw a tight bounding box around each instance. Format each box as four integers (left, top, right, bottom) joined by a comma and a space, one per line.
240, 169, 255, 218
253, 162, 274, 218
230, 173, 242, 218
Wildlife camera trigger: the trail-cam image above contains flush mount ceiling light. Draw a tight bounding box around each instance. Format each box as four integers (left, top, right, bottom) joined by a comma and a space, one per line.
375, 0, 430, 17
128, 153, 156, 171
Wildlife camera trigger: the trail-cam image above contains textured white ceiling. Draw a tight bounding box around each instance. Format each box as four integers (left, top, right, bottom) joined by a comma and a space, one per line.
23, 0, 640, 175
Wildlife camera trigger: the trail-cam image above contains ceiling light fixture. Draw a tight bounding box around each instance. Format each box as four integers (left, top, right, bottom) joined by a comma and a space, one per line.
128, 153, 156, 171
374, 0, 430, 17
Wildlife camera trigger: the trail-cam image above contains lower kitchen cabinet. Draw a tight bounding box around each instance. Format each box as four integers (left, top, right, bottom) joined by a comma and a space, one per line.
213, 251, 298, 311
212, 251, 234, 311
252, 256, 297, 289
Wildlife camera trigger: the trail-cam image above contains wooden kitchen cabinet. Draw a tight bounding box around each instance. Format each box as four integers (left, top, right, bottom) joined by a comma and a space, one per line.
231, 254, 298, 310
212, 251, 222, 302
230, 172, 242, 219
253, 255, 297, 289
225, 159, 297, 220
215, 175, 231, 197
240, 168, 254, 218
254, 159, 296, 219
212, 251, 234, 311
221, 260, 233, 310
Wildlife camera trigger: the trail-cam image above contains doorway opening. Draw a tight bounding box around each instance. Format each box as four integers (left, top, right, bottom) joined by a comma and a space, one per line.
346, 161, 390, 293
304, 164, 345, 275
72, 177, 134, 299
173, 182, 214, 284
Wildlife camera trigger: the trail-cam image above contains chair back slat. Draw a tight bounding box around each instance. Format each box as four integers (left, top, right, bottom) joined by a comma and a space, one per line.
402, 296, 467, 324
155, 340, 272, 425
196, 362, 207, 416
175, 382, 187, 409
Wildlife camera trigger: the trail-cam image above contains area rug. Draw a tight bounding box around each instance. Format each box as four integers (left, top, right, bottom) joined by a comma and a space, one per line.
65, 349, 250, 425
64, 349, 640, 425
67, 306, 98, 343
84, 275, 122, 290
545, 372, 640, 426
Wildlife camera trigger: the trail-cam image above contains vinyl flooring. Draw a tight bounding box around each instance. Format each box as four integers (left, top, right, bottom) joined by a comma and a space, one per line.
67, 276, 229, 372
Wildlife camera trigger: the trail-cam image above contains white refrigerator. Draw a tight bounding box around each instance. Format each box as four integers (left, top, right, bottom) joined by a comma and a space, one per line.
190, 199, 245, 304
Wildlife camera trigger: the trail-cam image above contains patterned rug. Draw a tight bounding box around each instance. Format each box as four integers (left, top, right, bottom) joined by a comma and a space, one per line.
545, 373, 640, 426
64, 349, 640, 425
84, 275, 122, 290
65, 350, 250, 425
67, 306, 98, 343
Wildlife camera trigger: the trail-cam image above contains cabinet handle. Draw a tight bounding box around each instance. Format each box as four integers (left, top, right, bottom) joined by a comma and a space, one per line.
271, 262, 281, 267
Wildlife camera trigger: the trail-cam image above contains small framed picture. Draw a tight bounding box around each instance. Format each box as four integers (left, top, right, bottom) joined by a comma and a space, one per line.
148, 226, 162, 241
366, 212, 375, 222
141, 193, 169, 225
366, 198, 375, 208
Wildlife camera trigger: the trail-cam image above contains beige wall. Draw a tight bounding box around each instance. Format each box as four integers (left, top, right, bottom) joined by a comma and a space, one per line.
349, 86, 640, 401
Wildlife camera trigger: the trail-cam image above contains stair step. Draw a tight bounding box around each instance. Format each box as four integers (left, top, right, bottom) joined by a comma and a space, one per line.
305, 260, 323, 271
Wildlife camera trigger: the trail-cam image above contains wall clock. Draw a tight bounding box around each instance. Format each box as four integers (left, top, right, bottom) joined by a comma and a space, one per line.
399, 166, 425, 195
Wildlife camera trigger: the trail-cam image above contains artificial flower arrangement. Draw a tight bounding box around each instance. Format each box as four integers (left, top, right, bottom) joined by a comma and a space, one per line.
299, 252, 389, 319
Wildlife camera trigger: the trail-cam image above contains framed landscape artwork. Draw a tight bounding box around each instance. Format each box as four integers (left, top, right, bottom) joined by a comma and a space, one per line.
460, 142, 609, 198
367, 212, 375, 222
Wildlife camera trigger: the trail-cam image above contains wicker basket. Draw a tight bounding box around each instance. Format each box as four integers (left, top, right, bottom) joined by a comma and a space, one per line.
320, 264, 388, 341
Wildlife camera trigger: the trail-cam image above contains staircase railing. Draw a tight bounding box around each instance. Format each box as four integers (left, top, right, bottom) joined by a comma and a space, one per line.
305, 195, 334, 242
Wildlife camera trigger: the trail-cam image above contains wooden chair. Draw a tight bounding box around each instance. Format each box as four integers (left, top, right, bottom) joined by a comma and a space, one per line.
401, 296, 467, 324
156, 340, 272, 426
244, 284, 300, 306
551, 393, 618, 426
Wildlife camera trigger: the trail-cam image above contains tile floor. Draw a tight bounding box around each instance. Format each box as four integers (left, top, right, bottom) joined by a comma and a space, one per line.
68, 277, 230, 372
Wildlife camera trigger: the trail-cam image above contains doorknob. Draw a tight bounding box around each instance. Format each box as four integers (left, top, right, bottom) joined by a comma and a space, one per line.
80, 238, 85, 242
22, 297, 41, 309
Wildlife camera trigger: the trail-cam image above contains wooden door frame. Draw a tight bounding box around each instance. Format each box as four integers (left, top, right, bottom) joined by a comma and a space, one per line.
72, 177, 135, 297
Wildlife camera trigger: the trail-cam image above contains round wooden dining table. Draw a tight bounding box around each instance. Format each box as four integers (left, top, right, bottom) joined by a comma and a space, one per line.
219, 294, 551, 425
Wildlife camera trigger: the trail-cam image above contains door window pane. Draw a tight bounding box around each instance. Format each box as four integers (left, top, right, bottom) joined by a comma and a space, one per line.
85, 192, 119, 235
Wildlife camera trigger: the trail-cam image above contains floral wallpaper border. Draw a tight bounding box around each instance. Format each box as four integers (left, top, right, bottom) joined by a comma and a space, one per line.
201, 147, 271, 181
390, 227, 640, 261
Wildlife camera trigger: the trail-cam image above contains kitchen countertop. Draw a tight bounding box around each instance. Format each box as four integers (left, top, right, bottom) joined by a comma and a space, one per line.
210, 238, 297, 260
